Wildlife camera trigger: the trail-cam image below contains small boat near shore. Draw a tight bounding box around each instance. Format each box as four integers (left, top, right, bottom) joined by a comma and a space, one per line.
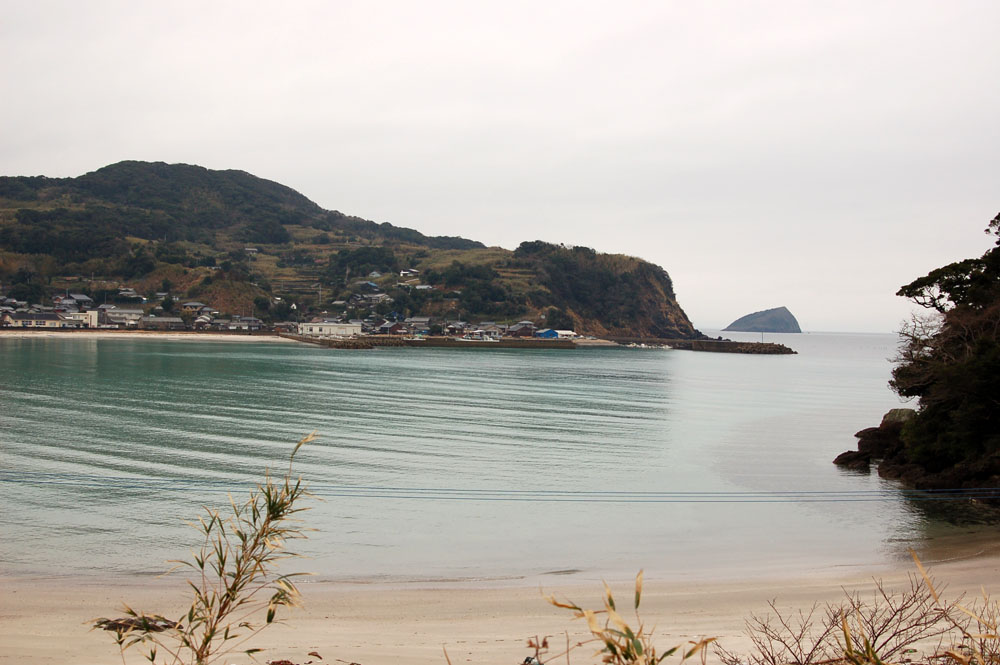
455, 330, 500, 342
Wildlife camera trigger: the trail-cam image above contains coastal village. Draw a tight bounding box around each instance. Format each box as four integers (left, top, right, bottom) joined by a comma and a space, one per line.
0, 267, 581, 342
0, 267, 800, 352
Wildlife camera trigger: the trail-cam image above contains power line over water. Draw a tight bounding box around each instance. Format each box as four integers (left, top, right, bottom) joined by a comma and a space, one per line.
3, 471, 997, 503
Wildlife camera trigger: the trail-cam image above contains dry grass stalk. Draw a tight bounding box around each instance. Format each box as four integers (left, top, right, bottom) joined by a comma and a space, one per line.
93, 432, 315, 665
540, 570, 715, 664
911, 551, 999, 665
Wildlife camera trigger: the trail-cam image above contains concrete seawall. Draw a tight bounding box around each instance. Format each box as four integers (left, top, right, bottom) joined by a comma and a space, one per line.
608, 336, 796, 354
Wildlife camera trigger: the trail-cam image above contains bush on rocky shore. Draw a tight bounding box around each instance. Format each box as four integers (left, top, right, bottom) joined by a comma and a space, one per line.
836, 214, 1000, 498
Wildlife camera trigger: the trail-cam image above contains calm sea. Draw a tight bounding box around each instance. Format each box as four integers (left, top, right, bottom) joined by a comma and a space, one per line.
0, 332, 963, 584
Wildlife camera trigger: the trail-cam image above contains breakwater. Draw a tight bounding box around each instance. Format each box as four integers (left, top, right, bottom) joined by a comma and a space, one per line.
608, 337, 796, 354
681, 339, 796, 354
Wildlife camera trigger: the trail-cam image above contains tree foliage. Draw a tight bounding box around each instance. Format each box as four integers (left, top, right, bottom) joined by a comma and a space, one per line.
513, 242, 679, 333
327, 246, 399, 280
890, 213, 1000, 469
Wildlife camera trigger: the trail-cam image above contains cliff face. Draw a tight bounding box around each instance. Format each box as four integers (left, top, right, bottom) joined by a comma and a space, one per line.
513, 243, 700, 338
723, 306, 801, 333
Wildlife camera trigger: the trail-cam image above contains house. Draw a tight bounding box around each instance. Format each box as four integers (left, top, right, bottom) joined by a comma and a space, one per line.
534, 328, 558, 339
368, 271, 382, 278
229, 316, 263, 331
508, 321, 536, 337
400, 268, 420, 277
554, 330, 578, 339
376, 321, 406, 335
193, 314, 214, 329
244, 247, 259, 255
414, 284, 434, 291
140, 316, 186, 330
404, 316, 431, 331
117, 288, 145, 302
478, 322, 506, 336
181, 301, 207, 313
351, 292, 393, 305
101, 309, 145, 327
69, 293, 94, 308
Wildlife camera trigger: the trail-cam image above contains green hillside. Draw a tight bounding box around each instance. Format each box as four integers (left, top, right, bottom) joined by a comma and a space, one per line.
0, 161, 700, 338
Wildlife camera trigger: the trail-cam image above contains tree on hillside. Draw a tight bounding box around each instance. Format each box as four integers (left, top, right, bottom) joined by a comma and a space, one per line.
890, 213, 1000, 471
545, 307, 574, 330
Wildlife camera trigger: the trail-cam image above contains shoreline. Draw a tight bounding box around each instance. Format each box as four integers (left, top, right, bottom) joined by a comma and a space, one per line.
0, 329, 301, 342
3, 549, 998, 665
0, 330, 795, 354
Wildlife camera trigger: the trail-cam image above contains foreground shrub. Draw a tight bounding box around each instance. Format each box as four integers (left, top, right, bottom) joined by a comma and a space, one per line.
715, 552, 998, 665
94, 433, 315, 665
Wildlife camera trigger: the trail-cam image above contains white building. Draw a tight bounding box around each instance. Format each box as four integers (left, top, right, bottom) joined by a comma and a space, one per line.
64, 310, 99, 328
300, 321, 363, 338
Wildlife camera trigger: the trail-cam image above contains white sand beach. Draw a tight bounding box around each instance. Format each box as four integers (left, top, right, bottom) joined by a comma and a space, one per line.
0, 330, 302, 343
3, 550, 998, 665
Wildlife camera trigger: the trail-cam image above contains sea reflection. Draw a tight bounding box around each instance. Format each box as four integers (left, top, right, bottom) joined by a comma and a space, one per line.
3, 333, 981, 582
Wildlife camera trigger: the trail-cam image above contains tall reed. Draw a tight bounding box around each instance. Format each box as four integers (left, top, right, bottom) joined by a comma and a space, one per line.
94, 432, 315, 665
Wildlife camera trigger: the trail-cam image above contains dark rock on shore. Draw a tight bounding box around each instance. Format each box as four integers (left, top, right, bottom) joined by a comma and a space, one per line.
834, 409, 913, 472
836, 408, 1000, 504
832, 449, 871, 471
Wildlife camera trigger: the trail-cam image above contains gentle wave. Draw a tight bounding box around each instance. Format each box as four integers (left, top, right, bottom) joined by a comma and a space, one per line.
0, 334, 948, 582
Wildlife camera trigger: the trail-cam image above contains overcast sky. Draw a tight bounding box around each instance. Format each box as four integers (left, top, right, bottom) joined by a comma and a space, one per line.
2, 1, 998, 332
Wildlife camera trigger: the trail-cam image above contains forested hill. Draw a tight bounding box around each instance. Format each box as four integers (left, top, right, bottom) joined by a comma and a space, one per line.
0, 161, 700, 339
0, 161, 483, 252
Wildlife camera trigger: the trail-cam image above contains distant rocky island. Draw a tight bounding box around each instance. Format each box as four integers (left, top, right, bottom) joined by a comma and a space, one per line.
723, 306, 801, 333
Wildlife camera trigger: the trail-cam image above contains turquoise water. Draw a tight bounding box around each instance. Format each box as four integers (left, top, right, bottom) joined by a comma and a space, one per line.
1, 332, 935, 583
